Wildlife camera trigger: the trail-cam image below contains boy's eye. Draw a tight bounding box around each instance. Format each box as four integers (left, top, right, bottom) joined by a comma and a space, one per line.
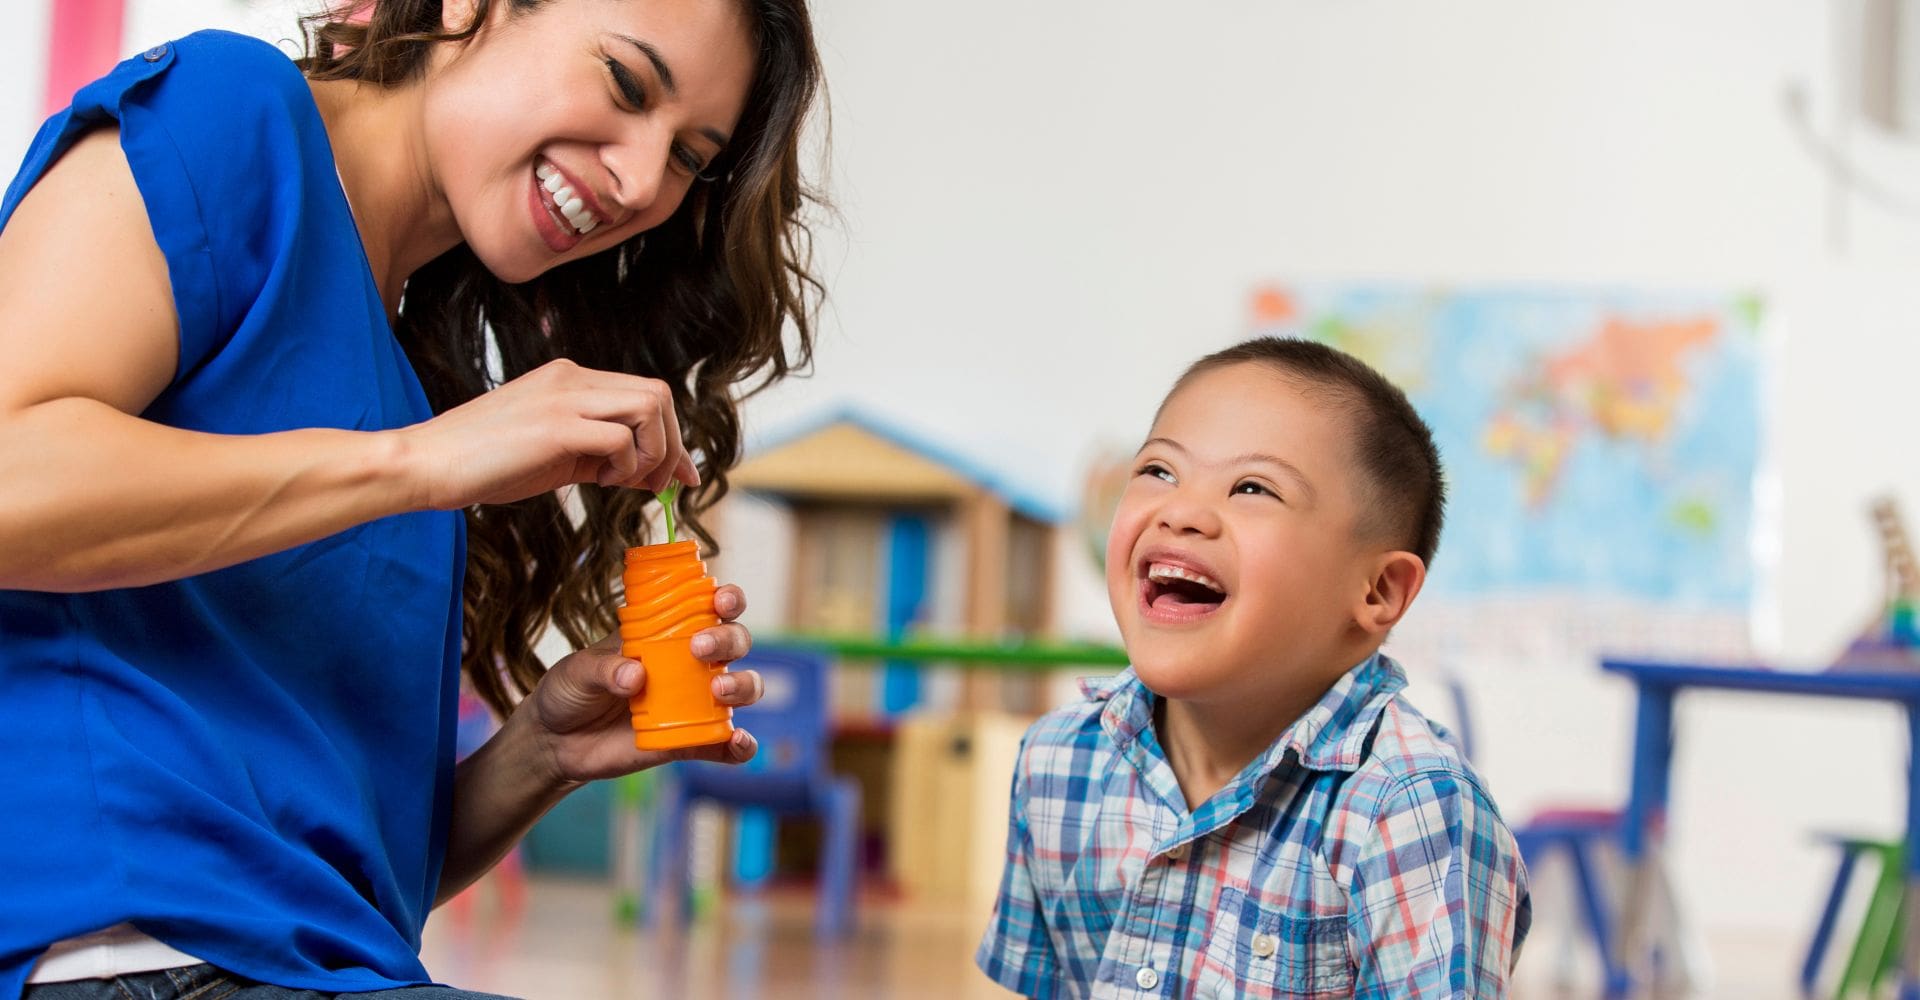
1135, 462, 1174, 483
1233, 480, 1279, 499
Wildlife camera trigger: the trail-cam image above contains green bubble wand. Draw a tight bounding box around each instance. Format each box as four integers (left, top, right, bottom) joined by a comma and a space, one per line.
658, 481, 680, 544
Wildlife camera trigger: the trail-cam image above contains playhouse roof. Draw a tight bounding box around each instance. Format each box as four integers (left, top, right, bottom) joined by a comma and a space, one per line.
732, 407, 1064, 523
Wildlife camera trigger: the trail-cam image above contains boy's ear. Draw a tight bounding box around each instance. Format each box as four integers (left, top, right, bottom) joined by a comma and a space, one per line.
1353, 551, 1426, 636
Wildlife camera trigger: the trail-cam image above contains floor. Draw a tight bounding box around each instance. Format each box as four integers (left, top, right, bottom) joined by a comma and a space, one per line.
419, 874, 1826, 1000
423, 876, 1008, 1000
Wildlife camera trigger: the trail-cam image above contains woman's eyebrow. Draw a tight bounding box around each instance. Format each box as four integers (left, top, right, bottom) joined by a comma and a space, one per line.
615, 34, 677, 95
613, 34, 734, 148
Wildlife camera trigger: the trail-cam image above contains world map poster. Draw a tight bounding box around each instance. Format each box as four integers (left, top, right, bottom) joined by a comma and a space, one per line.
1247, 283, 1764, 661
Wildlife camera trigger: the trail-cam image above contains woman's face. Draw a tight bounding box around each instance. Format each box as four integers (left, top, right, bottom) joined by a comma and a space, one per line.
424, 0, 755, 282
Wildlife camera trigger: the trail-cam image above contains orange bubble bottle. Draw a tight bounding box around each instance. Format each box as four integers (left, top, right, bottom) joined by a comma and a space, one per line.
618, 538, 733, 751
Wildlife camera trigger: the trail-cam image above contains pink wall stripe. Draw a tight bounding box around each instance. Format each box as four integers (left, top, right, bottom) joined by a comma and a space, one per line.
43, 0, 128, 117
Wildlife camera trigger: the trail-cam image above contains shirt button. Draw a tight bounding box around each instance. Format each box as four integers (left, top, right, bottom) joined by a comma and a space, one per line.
1251, 931, 1279, 958
1135, 966, 1160, 990
143, 44, 168, 62
1166, 842, 1189, 861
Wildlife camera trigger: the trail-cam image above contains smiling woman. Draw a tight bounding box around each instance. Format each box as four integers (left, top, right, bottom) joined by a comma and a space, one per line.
0, 0, 822, 997
301, 0, 824, 716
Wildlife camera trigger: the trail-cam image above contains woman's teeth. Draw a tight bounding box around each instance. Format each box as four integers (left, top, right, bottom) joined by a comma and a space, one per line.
535, 163, 599, 237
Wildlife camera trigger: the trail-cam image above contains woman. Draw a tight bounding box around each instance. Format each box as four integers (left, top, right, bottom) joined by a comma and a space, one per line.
0, 0, 823, 996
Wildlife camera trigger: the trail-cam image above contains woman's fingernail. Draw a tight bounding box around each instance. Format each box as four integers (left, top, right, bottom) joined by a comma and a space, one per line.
716, 674, 737, 696
615, 661, 640, 690
693, 636, 717, 658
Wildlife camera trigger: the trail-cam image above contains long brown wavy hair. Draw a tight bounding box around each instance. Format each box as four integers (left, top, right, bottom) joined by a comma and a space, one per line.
299, 0, 825, 717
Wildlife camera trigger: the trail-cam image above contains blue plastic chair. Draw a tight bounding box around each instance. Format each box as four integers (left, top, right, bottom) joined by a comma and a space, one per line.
645, 647, 862, 937
1443, 674, 1635, 997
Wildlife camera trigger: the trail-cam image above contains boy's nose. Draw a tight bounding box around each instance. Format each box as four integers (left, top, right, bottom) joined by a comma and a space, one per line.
1156, 494, 1223, 537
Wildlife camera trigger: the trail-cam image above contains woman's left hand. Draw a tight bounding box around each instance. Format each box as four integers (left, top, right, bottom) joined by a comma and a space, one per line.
520, 583, 762, 786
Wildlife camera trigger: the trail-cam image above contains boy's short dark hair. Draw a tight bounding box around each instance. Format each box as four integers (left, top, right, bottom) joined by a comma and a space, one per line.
1169, 337, 1447, 567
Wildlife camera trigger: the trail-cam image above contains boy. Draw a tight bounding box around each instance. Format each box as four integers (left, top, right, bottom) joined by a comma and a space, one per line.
976, 338, 1531, 999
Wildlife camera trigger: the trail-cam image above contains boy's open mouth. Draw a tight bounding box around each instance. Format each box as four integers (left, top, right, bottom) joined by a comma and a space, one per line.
1139, 560, 1228, 621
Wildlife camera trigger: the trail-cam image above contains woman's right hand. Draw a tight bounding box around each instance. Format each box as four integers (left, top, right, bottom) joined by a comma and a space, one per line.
396, 358, 700, 510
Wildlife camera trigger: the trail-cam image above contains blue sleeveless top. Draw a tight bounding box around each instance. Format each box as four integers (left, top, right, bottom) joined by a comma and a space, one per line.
0, 32, 466, 998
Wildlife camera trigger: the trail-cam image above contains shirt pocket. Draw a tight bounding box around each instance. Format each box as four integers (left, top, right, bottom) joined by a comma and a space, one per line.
1193, 886, 1354, 1000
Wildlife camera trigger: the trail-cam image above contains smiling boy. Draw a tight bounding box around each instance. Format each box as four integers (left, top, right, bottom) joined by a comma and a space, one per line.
976, 338, 1531, 999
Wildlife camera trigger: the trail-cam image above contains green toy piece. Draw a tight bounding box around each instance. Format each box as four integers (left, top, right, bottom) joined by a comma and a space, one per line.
658, 482, 680, 544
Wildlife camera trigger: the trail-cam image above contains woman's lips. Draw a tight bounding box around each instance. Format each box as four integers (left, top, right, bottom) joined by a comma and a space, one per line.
528, 165, 583, 254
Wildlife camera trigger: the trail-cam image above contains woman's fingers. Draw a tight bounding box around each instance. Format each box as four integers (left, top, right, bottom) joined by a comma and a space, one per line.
564, 376, 693, 493
535, 370, 692, 493
625, 415, 668, 490
689, 622, 751, 663
533, 644, 640, 736
710, 668, 763, 707
561, 386, 671, 489
714, 584, 747, 621
649, 728, 758, 765
401, 359, 716, 509
643, 386, 688, 494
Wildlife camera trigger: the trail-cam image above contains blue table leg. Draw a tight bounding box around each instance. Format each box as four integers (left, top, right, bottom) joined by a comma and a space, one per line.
1613, 682, 1674, 999
1901, 704, 1920, 1000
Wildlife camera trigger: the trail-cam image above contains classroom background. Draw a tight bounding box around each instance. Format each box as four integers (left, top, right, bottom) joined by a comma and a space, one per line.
12, 1, 1920, 997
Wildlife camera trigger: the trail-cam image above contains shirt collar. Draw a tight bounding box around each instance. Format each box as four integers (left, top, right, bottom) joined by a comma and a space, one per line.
1277, 652, 1406, 771
1083, 651, 1407, 778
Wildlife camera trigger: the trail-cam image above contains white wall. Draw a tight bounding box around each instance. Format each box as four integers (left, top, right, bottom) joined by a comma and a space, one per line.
752, 0, 1919, 962
9, 0, 1920, 980
754, 0, 1920, 962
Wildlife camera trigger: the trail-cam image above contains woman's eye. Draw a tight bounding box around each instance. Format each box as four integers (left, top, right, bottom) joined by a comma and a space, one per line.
1135, 463, 1174, 483
671, 144, 716, 181
604, 58, 647, 109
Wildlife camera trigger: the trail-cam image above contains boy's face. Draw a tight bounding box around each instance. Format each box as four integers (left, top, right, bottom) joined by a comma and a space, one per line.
1105, 363, 1382, 704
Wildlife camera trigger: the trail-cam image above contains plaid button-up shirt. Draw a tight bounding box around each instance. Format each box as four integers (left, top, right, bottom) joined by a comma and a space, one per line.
976, 653, 1531, 999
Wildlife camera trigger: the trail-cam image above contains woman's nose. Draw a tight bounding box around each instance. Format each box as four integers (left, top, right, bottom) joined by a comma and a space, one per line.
602, 134, 671, 217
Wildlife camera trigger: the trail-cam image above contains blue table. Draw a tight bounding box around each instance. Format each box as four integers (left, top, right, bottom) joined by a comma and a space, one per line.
1603, 658, 1920, 999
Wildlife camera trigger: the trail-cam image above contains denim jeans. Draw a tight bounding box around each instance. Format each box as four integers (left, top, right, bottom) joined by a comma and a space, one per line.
23, 965, 521, 1000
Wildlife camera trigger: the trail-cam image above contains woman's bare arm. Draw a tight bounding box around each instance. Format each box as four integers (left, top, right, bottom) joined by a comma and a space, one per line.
0, 129, 418, 591
0, 129, 697, 593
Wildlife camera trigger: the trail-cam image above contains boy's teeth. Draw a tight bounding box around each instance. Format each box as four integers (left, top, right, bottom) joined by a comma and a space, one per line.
1147, 562, 1224, 594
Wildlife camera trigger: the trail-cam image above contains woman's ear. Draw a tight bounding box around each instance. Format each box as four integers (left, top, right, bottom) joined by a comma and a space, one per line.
1353, 551, 1427, 636
442, 0, 483, 35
